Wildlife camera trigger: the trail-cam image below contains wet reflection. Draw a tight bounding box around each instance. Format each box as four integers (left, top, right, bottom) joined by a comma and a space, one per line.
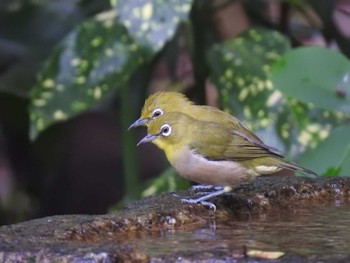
135, 203, 350, 256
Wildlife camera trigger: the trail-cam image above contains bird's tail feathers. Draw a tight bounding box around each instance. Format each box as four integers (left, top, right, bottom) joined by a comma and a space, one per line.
280, 162, 318, 177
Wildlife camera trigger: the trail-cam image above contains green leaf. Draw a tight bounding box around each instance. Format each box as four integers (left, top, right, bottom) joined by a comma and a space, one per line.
324, 167, 341, 177
271, 47, 350, 114
30, 0, 195, 140
29, 10, 152, 139
299, 125, 350, 176
208, 27, 291, 152
117, 0, 193, 52
208, 27, 290, 123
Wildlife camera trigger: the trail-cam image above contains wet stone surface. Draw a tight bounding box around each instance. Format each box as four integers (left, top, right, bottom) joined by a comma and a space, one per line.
1, 175, 350, 262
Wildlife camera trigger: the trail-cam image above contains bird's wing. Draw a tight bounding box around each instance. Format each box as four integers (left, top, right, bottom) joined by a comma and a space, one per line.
200, 106, 281, 155
232, 129, 282, 156
224, 112, 282, 156
225, 131, 284, 160
189, 126, 284, 161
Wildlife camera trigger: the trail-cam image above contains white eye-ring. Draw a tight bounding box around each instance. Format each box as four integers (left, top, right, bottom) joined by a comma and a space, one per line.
160, 124, 172, 137
152, 108, 163, 118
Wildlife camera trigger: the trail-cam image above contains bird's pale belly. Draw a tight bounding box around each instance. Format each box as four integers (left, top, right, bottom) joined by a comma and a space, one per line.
171, 148, 257, 186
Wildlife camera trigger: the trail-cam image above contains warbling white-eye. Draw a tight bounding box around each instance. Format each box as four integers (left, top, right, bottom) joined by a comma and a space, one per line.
137, 112, 317, 208
129, 91, 279, 155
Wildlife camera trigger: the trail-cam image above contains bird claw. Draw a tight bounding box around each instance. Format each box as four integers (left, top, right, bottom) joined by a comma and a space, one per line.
175, 186, 233, 211
181, 198, 216, 211
173, 193, 217, 210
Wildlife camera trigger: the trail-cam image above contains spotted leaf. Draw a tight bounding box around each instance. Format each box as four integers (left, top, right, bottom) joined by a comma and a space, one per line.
207, 27, 291, 151
208, 27, 290, 121
30, 10, 152, 139
117, 0, 192, 52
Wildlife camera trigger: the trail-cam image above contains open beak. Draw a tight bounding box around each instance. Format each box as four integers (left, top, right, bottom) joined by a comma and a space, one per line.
137, 134, 159, 146
128, 117, 149, 130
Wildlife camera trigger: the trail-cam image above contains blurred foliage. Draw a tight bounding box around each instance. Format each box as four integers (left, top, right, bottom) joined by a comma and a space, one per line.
30, 11, 152, 138
2, 0, 350, 207
141, 167, 190, 198
209, 27, 291, 121
0, 0, 110, 97
118, 0, 192, 52
30, 0, 192, 138
208, 27, 291, 154
299, 125, 350, 176
272, 47, 350, 113
271, 47, 350, 175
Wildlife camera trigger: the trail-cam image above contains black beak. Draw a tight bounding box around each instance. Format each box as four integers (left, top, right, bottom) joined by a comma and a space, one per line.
128, 117, 149, 130
137, 134, 159, 146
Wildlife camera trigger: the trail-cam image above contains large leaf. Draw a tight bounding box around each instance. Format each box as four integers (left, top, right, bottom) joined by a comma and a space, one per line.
299, 125, 350, 176
271, 47, 350, 114
30, 0, 195, 140
29, 10, 152, 139
208, 27, 290, 124
117, 0, 192, 52
208, 27, 291, 152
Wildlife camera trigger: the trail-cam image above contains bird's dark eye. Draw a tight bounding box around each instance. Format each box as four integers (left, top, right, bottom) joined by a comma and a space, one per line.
152, 109, 163, 118
160, 124, 172, 137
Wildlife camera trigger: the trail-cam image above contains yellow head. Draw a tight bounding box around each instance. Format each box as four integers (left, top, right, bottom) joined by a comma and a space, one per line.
129, 92, 193, 129
137, 111, 192, 150
136, 111, 233, 163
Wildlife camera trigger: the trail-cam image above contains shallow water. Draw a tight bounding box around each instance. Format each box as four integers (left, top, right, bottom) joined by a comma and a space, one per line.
135, 202, 350, 257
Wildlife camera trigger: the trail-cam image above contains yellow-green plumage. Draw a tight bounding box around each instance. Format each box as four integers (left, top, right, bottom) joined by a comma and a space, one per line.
130, 91, 279, 155
140, 91, 257, 136
137, 112, 317, 186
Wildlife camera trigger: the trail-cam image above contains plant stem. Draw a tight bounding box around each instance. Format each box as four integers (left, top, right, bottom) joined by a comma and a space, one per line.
120, 84, 140, 201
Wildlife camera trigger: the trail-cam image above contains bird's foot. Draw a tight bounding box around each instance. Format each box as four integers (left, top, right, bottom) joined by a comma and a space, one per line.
180, 186, 233, 211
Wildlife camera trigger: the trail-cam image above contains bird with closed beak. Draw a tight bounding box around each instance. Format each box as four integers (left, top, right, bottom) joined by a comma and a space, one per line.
129, 91, 280, 155
136, 111, 317, 209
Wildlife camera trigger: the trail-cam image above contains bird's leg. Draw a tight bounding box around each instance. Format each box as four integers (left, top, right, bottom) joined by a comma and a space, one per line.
189, 185, 224, 197
181, 186, 232, 211
190, 184, 223, 191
